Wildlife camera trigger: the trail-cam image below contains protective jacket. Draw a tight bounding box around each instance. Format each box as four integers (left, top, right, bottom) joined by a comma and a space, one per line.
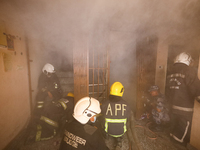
166, 63, 200, 115
37, 73, 63, 101
59, 119, 109, 150
56, 96, 74, 123
166, 63, 200, 143
34, 97, 73, 142
101, 95, 131, 137
34, 73, 63, 116
38, 73, 61, 91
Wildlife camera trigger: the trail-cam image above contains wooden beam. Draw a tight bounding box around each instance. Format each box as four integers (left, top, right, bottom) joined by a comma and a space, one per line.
73, 34, 89, 103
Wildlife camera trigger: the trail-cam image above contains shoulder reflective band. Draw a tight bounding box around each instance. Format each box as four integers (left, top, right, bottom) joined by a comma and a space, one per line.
40, 116, 58, 127
105, 118, 127, 137
59, 100, 67, 110
37, 101, 44, 104
172, 105, 193, 112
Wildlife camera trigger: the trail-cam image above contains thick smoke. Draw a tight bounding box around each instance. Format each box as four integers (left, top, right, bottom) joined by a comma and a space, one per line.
0, 0, 200, 108
0, 0, 200, 50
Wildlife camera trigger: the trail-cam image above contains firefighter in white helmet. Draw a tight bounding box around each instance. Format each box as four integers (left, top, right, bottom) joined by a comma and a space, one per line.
34, 63, 63, 116
166, 52, 200, 146
59, 97, 109, 150
101, 82, 131, 149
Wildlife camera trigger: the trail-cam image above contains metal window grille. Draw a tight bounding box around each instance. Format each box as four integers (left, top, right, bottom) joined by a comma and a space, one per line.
89, 49, 110, 103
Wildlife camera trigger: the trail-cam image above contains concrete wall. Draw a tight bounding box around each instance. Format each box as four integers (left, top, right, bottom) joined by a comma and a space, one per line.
0, 21, 30, 150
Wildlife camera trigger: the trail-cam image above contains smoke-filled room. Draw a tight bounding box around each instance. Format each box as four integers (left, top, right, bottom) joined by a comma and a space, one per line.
0, 0, 200, 150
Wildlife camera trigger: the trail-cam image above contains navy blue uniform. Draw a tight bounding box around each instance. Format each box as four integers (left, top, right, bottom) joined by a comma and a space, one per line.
101, 95, 131, 137
166, 63, 200, 143
36, 73, 63, 102
59, 119, 109, 150
34, 73, 63, 117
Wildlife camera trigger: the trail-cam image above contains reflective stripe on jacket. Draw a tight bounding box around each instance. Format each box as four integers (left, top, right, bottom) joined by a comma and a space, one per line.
105, 118, 127, 137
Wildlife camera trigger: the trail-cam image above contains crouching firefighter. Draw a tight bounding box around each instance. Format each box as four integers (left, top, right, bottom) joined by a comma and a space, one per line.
101, 82, 131, 149
34, 63, 63, 116
25, 97, 71, 144
147, 85, 170, 132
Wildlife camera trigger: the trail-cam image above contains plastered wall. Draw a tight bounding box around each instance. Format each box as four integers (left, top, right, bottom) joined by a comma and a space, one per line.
0, 21, 30, 150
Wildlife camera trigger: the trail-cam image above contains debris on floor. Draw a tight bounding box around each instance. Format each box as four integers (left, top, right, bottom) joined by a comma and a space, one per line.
4, 118, 191, 150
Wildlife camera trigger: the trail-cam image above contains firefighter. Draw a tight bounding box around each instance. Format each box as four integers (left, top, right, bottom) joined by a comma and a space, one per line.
34, 63, 63, 116
59, 97, 109, 150
57, 92, 75, 132
101, 82, 131, 149
166, 52, 200, 145
25, 96, 72, 144
147, 85, 170, 132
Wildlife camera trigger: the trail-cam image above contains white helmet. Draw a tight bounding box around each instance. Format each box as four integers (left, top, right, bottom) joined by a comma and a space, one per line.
42, 63, 55, 73
73, 97, 101, 124
174, 52, 193, 66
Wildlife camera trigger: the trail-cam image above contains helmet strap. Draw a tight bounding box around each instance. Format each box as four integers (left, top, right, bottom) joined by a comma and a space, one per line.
120, 88, 124, 93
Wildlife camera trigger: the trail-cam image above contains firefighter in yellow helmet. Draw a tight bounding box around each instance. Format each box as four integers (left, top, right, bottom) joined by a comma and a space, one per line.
101, 82, 131, 149
59, 97, 109, 150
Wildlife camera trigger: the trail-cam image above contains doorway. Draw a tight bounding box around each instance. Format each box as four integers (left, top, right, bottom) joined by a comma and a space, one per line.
136, 35, 158, 118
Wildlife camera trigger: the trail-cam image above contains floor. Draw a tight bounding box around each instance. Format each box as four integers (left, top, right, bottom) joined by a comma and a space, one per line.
133, 119, 188, 150
4, 117, 193, 150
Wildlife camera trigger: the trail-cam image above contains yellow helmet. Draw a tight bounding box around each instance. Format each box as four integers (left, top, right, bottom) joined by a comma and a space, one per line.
67, 92, 74, 98
110, 82, 124, 97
